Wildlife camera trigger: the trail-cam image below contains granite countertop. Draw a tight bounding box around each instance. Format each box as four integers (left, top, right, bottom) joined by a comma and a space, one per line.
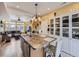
21, 34, 49, 49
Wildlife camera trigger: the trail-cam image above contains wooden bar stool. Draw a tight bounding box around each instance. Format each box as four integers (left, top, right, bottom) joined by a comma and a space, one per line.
0, 35, 2, 47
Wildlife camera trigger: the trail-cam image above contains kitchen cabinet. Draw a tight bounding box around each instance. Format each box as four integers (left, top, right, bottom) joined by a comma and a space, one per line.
72, 13, 79, 39
20, 35, 47, 57
55, 18, 60, 36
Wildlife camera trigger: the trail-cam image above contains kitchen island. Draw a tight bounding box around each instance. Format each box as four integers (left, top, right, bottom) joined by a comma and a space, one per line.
20, 34, 49, 57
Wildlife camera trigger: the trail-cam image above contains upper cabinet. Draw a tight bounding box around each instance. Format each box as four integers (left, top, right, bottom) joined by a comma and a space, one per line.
50, 19, 54, 35
55, 17, 60, 36
72, 13, 79, 39
47, 11, 79, 40
62, 16, 69, 27
62, 16, 69, 37
72, 14, 79, 27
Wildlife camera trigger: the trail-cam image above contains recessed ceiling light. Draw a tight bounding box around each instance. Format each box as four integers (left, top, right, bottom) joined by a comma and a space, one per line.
16, 5, 19, 8
48, 8, 50, 10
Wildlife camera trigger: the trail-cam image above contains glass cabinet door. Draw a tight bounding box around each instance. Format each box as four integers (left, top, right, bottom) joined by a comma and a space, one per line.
55, 18, 60, 36
50, 19, 54, 35
62, 16, 69, 37
72, 14, 79, 39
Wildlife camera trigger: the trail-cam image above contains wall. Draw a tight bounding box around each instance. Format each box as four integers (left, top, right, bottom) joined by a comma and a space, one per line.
0, 4, 31, 33
0, 2, 9, 32
41, 3, 79, 21
39, 19, 48, 35
40, 3, 79, 35
40, 2, 79, 57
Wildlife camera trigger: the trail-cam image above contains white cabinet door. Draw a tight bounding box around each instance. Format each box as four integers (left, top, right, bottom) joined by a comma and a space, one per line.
55, 39, 62, 57
70, 39, 79, 57
62, 37, 71, 55
61, 52, 72, 57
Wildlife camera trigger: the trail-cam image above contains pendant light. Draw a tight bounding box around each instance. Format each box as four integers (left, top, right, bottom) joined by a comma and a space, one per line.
31, 3, 39, 21
32, 3, 41, 29
0, 20, 3, 24
35, 3, 41, 25
18, 17, 20, 21
35, 3, 38, 21
0, 20, 3, 27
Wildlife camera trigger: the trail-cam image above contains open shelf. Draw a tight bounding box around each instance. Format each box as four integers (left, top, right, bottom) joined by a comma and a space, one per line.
72, 27, 79, 29
62, 27, 69, 29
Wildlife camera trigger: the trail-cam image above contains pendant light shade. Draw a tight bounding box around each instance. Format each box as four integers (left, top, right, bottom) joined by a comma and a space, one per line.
0, 20, 3, 27
18, 17, 20, 21
32, 3, 41, 29
0, 20, 3, 24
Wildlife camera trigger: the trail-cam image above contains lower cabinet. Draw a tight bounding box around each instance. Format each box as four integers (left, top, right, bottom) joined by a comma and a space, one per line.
70, 39, 79, 57
21, 38, 45, 57
21, 38, 30, 57
23, 42, 30, 57
61, 51, 72, 57
61, 37, 79, 57
31, 47, 44, 57
62, 37, 71, 54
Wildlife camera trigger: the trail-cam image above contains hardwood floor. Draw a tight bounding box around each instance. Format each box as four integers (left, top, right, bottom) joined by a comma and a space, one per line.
0, 38, 23, 57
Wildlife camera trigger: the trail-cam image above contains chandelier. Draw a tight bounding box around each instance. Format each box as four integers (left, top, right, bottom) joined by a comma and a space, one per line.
34, 3, 41, 23
31, 3, 41, 29
35, 3, 38, 20
32, 3, 40, 21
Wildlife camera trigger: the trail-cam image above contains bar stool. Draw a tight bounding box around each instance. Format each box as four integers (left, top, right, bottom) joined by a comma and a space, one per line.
6, 35, 11, 43
0, 33, 6, 47
44, 44, 56, 57
0, 35, 2, 47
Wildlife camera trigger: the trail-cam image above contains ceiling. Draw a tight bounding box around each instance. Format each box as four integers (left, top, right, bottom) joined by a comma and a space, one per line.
0, 2, 9, 19
5, 2, 71, 18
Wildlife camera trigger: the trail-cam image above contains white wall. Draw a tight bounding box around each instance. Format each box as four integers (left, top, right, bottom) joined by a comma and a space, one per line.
39, 20, 48, 35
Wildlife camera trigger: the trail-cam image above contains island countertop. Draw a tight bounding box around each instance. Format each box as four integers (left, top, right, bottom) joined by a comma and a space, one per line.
21, 34, 49, 49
